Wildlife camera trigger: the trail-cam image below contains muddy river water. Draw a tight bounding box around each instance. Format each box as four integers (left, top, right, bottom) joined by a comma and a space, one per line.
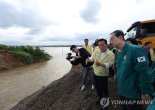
0, 47, 72, 110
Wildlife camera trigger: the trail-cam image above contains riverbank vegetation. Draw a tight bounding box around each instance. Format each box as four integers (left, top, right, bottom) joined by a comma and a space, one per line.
0, 45, 52, 64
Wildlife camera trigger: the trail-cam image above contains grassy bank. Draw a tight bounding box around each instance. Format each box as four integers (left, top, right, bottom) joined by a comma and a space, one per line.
0, 45, 52, 69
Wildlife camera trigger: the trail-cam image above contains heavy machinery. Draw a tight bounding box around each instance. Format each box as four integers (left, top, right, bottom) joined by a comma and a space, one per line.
126, 19, 155, 49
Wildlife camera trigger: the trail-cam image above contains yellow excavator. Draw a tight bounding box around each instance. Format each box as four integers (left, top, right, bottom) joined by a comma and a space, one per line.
126, 19, 155, 49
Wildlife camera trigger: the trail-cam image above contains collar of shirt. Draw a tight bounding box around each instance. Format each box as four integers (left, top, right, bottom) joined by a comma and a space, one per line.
100, 51, 106, 58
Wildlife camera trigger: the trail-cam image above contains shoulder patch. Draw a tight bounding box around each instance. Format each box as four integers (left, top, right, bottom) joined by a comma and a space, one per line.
137, 56, 146, 62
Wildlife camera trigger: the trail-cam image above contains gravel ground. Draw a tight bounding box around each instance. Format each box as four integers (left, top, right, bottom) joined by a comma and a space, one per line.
11, 65, 121, 110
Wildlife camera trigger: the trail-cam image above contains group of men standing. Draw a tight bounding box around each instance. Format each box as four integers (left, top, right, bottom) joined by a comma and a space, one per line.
67, 30, 155, 110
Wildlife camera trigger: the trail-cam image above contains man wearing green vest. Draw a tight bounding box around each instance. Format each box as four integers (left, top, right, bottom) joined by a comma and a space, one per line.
82, 38, 92, 55
86, 39, 115, 109
110, 30, 153, 110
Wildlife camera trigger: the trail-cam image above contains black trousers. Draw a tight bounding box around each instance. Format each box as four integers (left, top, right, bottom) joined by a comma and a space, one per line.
119, 96, 143, 110
93, 74, 108, 100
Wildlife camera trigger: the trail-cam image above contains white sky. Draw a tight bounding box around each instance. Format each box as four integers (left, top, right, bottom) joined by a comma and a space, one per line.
0, 0, 155, 45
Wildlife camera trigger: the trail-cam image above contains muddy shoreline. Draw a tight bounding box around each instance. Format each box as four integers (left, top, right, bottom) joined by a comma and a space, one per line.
11, 65, 121, 110
0, 59, 48, 73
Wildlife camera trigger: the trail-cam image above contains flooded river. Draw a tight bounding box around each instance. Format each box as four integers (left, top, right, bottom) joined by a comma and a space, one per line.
0, 47, 72, 110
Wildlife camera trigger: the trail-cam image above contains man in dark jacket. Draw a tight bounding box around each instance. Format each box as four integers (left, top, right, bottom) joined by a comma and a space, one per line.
69, 45, 94, 91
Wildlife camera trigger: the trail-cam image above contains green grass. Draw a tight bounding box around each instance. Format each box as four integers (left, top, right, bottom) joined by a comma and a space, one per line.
11, 51, 33, 64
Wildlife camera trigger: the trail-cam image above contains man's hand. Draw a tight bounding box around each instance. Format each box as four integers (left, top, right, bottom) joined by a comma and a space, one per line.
141, 94, 152, 105
96, 61, 102, 67
85, 59, 89, 65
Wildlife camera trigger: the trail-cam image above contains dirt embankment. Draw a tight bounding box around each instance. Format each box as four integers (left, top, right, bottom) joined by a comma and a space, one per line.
11, 65, 121, 110
0, 52, 24, 70
0, 52, 47, 71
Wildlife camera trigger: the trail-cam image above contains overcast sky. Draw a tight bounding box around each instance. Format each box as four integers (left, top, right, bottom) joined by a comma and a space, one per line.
0, 0, 154, 45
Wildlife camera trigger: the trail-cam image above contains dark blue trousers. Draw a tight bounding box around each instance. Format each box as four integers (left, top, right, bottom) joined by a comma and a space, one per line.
93, 74, 108, 100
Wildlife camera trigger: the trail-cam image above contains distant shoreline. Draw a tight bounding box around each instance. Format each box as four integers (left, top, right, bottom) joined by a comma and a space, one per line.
0, 44, 82, 47
41, 45, 82, 47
